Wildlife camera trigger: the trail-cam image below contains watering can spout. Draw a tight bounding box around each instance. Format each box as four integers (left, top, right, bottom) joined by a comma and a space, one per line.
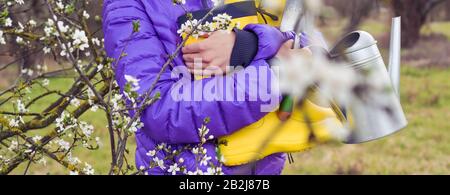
388, 17, 401, 95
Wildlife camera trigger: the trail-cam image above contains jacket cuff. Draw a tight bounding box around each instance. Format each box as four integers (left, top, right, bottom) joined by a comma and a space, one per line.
230, 28, 259, 68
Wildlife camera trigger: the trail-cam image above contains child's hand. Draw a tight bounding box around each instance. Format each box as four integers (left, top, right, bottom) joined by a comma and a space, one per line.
182, 30, 236, 76
275, 40, 312, 61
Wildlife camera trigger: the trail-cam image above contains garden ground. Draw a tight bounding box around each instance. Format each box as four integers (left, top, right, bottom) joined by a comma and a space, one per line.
2, 18, 449, 175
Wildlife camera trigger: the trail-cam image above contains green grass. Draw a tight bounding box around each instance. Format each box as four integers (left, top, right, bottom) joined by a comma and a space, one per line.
282, 20, 450, 175
3, 21, 450, 175
5, 66, 449, 175
283, 66, 450, 175
1, 77, 135, 175
359, 19, 389, 37
422, 22, 450, 41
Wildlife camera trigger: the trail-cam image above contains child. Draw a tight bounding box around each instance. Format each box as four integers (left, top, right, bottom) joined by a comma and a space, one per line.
103, 0, 312, 175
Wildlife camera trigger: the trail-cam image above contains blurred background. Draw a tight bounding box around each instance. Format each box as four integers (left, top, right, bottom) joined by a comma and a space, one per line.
0, 0, 449, 174
283, 0, 450, 174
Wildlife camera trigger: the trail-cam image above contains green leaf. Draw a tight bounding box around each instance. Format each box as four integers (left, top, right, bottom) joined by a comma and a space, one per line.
132, 20, 140, 33
204, 117, 211, 124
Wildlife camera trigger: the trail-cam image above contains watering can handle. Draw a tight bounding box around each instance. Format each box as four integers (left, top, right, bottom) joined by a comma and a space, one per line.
388, 17, 401, 96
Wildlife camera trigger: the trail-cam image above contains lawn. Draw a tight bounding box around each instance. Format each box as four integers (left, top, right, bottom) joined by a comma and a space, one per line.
283, 66, 450, 174
282, 18, 450, 175
2, 76, 136, 175
2, 20, 450, 175
7, 65, 448, 175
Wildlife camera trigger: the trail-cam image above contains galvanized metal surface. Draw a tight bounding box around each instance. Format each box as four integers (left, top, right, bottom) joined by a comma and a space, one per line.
330, 30, 408, 144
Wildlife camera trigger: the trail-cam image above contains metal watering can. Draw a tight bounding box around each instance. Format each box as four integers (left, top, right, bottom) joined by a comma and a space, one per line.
329, 17, 408, 144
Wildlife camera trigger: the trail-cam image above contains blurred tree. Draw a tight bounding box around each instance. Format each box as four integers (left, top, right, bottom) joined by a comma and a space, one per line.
391, 0, 449, 48
345, 0, 379, 33
446, 1, 450, 20
323, 0, 379, 33
8, 0, 47, 77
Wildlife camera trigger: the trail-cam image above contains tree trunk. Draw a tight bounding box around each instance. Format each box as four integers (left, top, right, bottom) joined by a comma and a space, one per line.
345, 0, 377, 33
391, 0, 448, 48
8, 0, 46, 78
325, 0, 378, 33
446, 1, 450, 20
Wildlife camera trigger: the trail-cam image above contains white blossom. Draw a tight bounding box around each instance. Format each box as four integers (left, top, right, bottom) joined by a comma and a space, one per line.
57, 21, 69, 33
15, 0, 25, 5
213, 13, 232, 30
28, 20, 37, 27
82, 10, 90, 19
16, 99, 28, 113
0, 30, 5, 45
21, 68, 33, 77
124, 75, 141, 92
90, 105, 99, 112
168, 163, 180, 175
173, 0, 186, 5
8, 140, 19, 151
9, 118, 20, 127
92, 38, 101, 46
55, 111, 77, 133
43, 47, 51, 54
38, 158, 47, 166
16, 22, 24, 33
79, 121, 94, 138
4, 18, 13, 27
127, 119, 143, 133
72, 29, 89, 51
206, 167, 216, 175
56, 1, 64, 10
42, 79, 50, 86
146, 150, 156, 157
32, 135, 42, 143
70, 98, 81, 107
83, 163, 95, 175
97, 63, 104, 72
177, 19, 198, 36
211, 0, 221, 7
200, 155, 212, 166
16, 36, 23, 44
56, 139, 70, 151
152, 157, 166, 170
67, 153, 81, 165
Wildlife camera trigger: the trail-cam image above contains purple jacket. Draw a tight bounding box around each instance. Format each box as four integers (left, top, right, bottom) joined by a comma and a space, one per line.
103, 0, 295, 175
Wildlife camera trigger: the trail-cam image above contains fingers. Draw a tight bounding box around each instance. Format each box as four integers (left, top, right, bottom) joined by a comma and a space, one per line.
283, 39, 295, 49
183, 53, 203, 63
186, 57, 229, 76
276, 40, 295, 60
185, 62, 195, 69
182, 42, 203, 54
298, 47, 313, 56
188, 66, 228, 77
276, 39, 314, 61
185, 61, 211, 70
182, 38, 211, 54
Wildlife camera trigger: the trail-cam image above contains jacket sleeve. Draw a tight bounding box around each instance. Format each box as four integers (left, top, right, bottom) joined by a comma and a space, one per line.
103, 0, 282, 144
230, 25, 295, 67
244, 24, 295, 61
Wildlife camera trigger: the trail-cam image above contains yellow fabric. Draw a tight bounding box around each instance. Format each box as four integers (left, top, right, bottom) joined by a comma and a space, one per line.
224, 0, 285, 26
182, 0, 344, 166
220, 99, 343, 166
